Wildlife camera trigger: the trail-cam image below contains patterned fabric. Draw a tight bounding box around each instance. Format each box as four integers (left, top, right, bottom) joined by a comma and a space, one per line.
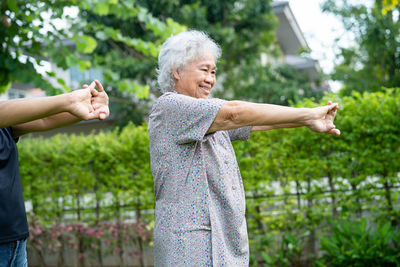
148, 92, 252, 266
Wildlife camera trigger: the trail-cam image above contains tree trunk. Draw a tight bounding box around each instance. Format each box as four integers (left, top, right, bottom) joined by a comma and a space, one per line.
350, 183, 362, 218
295, 180, 301, 211
327, 172, 338, 218
383, 175, 396, 226
136, 202, 145, 267
306, 176, 316, 259
57, 196, 65, 267
95, 193, 103, 267
76, 193, 85, 267
115, 198, 125, 266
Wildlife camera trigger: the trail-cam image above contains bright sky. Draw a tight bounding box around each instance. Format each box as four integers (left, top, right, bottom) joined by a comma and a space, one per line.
288, 0, 351, 91
288, 1, 378, 91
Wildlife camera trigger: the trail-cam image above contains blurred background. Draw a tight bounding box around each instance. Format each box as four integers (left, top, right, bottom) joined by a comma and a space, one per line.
1, 0, 399, 266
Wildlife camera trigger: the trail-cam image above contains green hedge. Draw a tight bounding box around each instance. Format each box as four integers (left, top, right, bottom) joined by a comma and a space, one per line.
19, 124, 153, 222
18, 89, 400, 266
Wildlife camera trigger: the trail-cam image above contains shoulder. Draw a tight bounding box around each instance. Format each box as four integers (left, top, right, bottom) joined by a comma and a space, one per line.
155, 92, 195, 106
152, 92, 198, 113
152, 92, 177, 109
152, 92, 226, 116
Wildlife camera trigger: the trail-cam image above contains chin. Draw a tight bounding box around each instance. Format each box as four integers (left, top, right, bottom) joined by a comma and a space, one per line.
198, 91, 211, 99
200, 93, 210, 99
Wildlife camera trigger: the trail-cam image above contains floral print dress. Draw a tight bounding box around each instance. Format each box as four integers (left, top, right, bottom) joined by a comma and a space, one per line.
148, 92, 251, 266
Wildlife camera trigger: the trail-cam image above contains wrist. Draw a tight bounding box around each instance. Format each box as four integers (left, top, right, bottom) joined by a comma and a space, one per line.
297, 108, 312, 126
65, 91, 79, 113
46, 93, 72, 114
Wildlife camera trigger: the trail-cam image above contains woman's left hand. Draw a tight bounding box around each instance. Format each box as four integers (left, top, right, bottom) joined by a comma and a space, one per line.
306, 101, 340, 135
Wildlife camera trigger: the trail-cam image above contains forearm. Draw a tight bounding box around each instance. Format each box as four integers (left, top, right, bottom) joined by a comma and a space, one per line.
209, 101, 313, 133
11, 112, 81, 137
252, 123, 304, 132
0, 95, 72, 128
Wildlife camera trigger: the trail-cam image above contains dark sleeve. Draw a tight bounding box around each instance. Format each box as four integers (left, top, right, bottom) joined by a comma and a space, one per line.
8, 127, 19, 143
154, 93, 225, 144
227, 126, 252, 141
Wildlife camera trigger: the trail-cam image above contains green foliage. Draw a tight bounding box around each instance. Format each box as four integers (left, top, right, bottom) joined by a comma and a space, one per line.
137, 0, 324, 105
257, 231, 310, 267
382, 0, 400, 14
322, 0, 400, 95
317, 219, 400, 267
0, 0, 185, 96
234, 88, 400, 265
19, 123, 153, 224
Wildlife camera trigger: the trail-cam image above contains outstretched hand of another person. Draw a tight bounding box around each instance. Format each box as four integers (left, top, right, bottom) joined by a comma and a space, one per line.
83, 80, 110, 120
68, 82, 100, 120
305, 101, 340, 135
80, 80, 110, 120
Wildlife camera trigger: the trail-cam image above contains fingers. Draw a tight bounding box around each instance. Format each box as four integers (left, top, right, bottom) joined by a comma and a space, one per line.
85, 111, 100, 121
93, 109, 109, 120
328, 102, 339, 111
82, 81, 99, 96
86, 80, 109, 120
325, 102, 338, 122
87, 81, 99, 97
99, 112, 106, 120
328, 128, 341, 135
91, 102, 109, 120
325, 121, 340, 135
95, 80, 104, 92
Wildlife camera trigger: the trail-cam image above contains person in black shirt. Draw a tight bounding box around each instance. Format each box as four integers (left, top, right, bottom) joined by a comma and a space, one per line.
0, 80, 109, 266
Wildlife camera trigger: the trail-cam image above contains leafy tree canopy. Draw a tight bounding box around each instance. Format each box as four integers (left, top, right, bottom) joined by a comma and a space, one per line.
0, 0, 185, 95
2, 0, 326, 126
137, 0, 325, 105
322, 0, 400, 95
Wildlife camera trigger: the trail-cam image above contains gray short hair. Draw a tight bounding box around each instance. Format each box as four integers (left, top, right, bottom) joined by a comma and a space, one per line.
157, 30, 221, 93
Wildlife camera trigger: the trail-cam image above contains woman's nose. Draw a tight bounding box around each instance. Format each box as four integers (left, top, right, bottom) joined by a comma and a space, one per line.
205, 73, 214, 84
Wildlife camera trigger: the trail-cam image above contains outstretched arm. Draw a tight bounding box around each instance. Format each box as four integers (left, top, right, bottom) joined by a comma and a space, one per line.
208, 100, 340, 135
1, 82, 109, 137
11, 112, 83, 138
251, 101, 339, 134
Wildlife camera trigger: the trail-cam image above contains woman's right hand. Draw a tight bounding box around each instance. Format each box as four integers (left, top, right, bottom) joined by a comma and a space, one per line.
305, 101, 340, 135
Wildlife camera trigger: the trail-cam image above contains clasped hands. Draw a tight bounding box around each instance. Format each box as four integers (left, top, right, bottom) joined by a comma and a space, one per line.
69, 80, 110, 121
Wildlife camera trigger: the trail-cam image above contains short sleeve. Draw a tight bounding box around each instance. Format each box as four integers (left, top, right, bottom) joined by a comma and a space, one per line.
9, 127, 19, 143
152, 92, 225, 144
227, 126, 252, 141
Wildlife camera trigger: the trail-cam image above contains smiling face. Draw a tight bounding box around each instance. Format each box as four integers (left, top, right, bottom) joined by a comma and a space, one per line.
173, 53, 216, 99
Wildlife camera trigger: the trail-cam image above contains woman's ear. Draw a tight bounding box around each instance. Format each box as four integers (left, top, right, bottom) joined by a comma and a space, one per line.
172, 69, 180, 81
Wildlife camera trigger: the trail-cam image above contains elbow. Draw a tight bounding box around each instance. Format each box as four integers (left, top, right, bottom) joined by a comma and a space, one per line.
222, 101, 245, 128
208, 101, 247, 133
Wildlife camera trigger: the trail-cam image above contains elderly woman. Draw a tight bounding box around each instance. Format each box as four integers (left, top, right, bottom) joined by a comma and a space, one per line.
148, 30, 339, 266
